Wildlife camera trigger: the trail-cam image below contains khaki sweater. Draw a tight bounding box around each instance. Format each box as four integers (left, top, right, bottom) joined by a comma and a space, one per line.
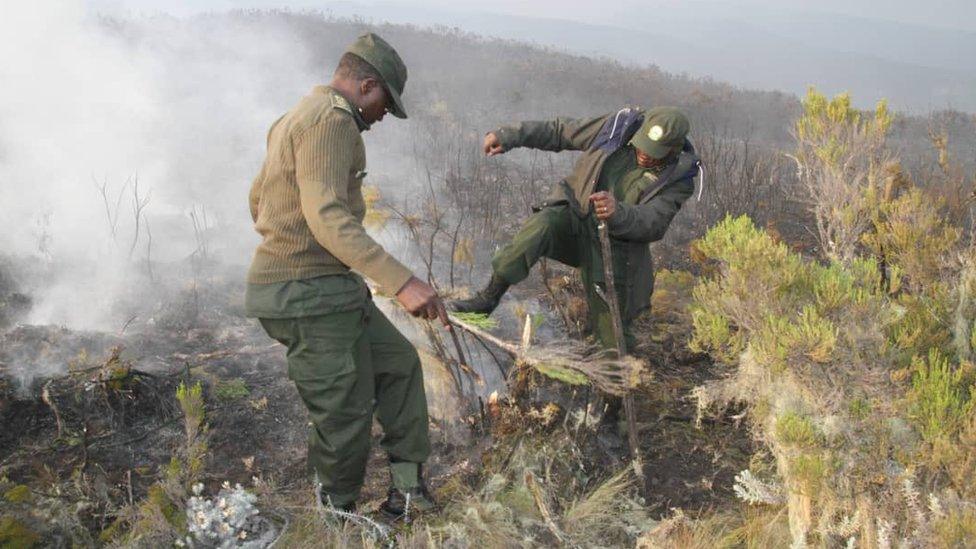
247, 86, 413, 294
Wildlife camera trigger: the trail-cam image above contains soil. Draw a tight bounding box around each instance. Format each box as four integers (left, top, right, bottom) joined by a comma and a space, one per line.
0, 271, 752, 546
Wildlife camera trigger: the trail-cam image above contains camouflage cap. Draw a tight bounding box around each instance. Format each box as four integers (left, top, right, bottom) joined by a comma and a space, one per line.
345, 32, 408, 119
630, 107, 690, 159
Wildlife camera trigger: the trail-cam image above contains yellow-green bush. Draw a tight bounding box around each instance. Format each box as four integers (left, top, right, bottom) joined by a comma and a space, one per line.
793, 89, 894, 265
689, 207, 976, 547
909, 349, 972, 444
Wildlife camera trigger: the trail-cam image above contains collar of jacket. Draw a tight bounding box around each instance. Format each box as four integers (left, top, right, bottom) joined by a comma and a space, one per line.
315, 85, 372, 132
636, 141, 701, 205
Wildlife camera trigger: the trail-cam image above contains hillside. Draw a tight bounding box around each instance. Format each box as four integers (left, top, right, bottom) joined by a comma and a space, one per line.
1, 10, 975, 548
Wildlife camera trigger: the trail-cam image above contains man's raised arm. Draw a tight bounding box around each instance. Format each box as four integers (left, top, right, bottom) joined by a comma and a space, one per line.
487, 113, 608, 154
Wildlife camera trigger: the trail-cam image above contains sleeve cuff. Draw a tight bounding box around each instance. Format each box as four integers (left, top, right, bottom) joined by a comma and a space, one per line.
368, 257, 415, 297
606, 203, 630, 233
494, 127, 518, 150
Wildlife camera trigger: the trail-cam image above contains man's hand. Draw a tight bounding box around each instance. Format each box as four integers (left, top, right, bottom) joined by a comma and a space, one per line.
396, 276, 449, 326
589, 191, 617, 221
483, 132, 505, 156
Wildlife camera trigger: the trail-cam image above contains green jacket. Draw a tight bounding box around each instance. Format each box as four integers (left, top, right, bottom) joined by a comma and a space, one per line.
493, 108, 700, 321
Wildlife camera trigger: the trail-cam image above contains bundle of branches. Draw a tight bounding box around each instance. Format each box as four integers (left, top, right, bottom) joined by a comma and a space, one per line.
450, 313, 644, 396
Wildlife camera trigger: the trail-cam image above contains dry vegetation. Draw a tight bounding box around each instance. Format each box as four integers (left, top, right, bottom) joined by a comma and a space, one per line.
2, 12, 976, 549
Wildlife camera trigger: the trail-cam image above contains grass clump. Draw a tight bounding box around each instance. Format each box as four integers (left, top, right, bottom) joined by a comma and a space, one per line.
774, 412, 820, 448
3, 485, 32, 504
933, 508, 976, 549
0, 517, 40, 548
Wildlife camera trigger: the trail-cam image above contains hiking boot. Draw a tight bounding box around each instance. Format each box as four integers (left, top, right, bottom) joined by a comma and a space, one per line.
448, 274, 510, 315
378, 485, 437, 523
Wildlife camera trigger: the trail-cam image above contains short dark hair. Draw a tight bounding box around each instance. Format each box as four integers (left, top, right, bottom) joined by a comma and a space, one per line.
334, 52, 383, 82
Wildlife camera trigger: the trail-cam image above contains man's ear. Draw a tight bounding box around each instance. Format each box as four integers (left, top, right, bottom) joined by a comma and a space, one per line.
360, 78, 379, 96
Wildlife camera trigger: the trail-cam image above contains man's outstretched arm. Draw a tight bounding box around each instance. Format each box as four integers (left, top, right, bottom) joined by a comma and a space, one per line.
488, 113, 608, 154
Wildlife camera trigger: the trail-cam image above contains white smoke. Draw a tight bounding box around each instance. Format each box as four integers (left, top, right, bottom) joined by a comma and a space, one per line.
0, 2, 323, 329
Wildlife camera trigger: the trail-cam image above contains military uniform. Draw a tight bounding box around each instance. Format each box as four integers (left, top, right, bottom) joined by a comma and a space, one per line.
245, 34, 429, 508
489, 107, 701, 349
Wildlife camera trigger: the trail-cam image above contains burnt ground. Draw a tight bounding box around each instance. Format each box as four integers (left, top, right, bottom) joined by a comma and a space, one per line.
633, 325, 753, 514
0, 269, 752, 547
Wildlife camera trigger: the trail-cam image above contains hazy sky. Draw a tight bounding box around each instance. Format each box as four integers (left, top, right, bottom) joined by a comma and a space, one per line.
86, 0, 976, 32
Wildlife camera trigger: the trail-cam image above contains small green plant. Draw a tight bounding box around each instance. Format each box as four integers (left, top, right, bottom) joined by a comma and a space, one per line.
909, 349, 971, 444
214, 378, 250, 401
175, 381, 208, 485
106, 381, 209, 545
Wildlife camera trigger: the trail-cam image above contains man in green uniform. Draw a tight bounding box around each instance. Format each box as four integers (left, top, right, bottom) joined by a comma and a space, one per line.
245, 33, 443, 519
450, 107, 701, 351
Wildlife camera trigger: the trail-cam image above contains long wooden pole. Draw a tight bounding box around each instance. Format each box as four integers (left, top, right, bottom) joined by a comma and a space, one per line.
597, 221, 645, 482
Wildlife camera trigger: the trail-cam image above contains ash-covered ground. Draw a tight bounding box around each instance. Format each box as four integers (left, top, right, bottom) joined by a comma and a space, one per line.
0, 254, 751, 547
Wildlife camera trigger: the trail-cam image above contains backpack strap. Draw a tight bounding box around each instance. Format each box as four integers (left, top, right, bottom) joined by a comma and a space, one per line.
590, 107, 644, 153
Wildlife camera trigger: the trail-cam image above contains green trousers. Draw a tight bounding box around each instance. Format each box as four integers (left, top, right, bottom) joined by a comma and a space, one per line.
491, 205, 635, 350
259, 300, 430, 506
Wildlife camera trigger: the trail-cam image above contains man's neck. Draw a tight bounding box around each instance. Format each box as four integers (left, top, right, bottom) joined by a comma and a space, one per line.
326, 80, 370, 131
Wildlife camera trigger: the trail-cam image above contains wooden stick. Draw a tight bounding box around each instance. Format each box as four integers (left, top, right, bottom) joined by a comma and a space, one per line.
446, 324, 470, 374
597, 221, 645, 482
41, 380, 64, 438
525, 471, 567, 544
449, 315, 522, 357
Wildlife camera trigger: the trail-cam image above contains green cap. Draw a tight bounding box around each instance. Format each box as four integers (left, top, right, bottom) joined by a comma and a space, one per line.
344, 32, 408, 119
630, 107, 689, 159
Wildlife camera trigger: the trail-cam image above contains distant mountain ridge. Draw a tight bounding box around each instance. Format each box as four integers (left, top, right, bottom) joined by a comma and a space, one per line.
309, 0, 976, 113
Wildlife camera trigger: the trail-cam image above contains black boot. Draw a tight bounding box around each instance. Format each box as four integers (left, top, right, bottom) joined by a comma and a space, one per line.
378, 485, 436, 523
448, 274, 510, 315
